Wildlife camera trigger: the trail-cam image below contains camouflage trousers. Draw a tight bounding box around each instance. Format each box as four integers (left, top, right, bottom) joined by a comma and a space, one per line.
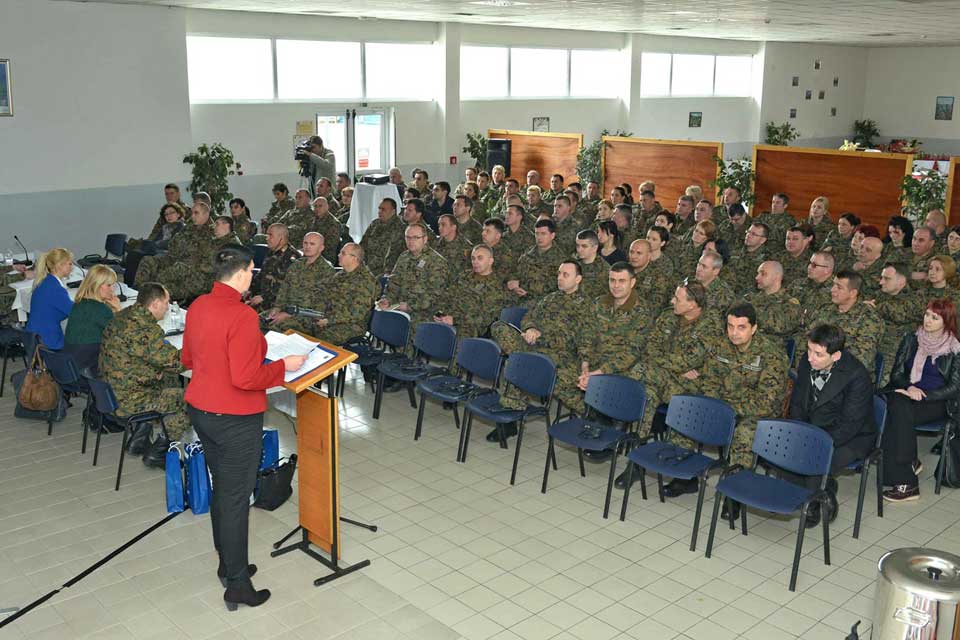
636, 372, 700, 438
136, 257, 210, 303
117, 385, 190, 440
273, 317, 317, 337
489, 321, 580, 413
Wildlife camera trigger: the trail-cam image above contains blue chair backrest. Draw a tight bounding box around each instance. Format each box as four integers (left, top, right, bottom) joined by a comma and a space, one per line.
21, 330, 40, 359
85, 376, 120, 415
873, 395, 887, 440
252, 244, 269, 269
753, 419, 834, 477
874, 352, 884, 387
105, 233, 127, 258
499, 306, 528, 330
504, 352, 556, 399
370, 310, 410, 350
584, 375, 647, 423
39, 347, 81, 386
784, 338, 796, 365
413, 322, 457, 362
666, 394, 737, 449
456, 338, 502, 382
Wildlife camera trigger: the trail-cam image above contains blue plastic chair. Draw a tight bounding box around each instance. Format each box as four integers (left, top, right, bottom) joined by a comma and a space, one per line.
785, 338, 796, 367
414, 338, 502, 445
372, 322, 457, 419
105, 233, 127, 262
0, 326, 26, 398
38, 347, 86, 438
848, 396, 887, 539
345, 310, 410, 395
252, 244, 269, 269
541, 375, 647, 518
705, 419, 835, 592
499, 306, 528, 330
873, 352, 885, 388
916, 419, 952, 495
461, 352, 556, 485
618, 395, 737, 551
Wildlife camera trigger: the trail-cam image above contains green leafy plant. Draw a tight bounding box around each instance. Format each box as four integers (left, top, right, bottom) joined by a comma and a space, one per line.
852, 119, 880, 148
462, 132, 488, 171
182, 143, 242, 214
709, 156, 756, 206
575, 129, 633, 185
764, 121, 800, 146
900, 171, 947, 222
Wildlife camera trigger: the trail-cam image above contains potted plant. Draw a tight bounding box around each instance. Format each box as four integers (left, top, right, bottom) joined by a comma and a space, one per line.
461, 133, 488, 171
709, 156, 756, 208
575, 128, 633, 186
852, 119, 880, 148
900, 171, 947, 223
182, 143, 242, 214
888, 138, 922, 154
764, 121, 800, 146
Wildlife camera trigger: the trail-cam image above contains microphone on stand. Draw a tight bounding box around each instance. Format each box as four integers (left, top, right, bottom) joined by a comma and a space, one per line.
13, 235, 32, 267
283, 305, 324, 319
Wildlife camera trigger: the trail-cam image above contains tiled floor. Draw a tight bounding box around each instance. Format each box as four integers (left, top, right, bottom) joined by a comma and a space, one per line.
1, 367, 958, 640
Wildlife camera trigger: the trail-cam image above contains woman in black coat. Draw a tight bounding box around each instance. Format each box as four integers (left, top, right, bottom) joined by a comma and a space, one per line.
880, 298, 960, 502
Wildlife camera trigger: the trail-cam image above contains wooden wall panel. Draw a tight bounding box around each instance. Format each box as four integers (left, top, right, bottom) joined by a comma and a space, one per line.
601, 137, 723, 207
752, 145, 913, 229
486, 129, 583, 183
946, 158, 960, 225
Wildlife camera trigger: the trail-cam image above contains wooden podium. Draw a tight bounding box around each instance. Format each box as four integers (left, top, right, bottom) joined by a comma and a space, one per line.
269, 332, 372, 586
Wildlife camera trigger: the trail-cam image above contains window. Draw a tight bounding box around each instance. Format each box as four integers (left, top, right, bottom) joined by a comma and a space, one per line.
276, 40, 362, 100
639, 52, 671, 97
671, 54, 715, 97
714, 56, 753, 97
509, 48, 568, 97
460, 46, 508, 98
186, 36, 273, 101
570, 49, 622, 97
365, 43, 436, 100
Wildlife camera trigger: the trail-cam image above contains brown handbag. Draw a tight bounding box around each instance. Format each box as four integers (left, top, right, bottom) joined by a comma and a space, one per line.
19, 346, 60, 412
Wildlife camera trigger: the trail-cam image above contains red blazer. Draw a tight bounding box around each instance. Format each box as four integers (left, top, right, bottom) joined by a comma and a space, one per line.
182, 281, 285, 414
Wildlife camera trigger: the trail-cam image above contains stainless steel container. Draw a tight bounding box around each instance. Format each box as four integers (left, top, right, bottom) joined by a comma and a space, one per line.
873, 547, 960, 639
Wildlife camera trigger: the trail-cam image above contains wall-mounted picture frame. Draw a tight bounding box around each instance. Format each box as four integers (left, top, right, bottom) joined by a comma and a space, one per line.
789, 108, 797, 119
814, 60, 822, 70
791, 76, 799, 87
831, 107, 837, 117
833, 77, 839, 87
0, 60, 12, 117
818, 90, 825, 100
805, 90, 812, 100
532, 116, 550, 132
688, 112, 702, 128
935, 96, 954, 121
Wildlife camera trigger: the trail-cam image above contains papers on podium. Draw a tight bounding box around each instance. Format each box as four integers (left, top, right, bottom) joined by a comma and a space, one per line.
265, 331, 338, 382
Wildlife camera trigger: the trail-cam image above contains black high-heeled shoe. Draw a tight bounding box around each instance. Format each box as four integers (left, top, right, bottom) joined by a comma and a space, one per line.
218, 563, 258, 588
223, 583, 271, 611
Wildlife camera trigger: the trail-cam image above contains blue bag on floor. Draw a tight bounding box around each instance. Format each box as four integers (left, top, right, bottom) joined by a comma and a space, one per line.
185, 441, 211, 515
261, 429, 280, 471
165, 442, 185, 514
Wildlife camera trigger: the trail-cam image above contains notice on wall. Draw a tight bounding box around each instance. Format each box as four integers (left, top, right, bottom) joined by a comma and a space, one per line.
296, 120, 314, 136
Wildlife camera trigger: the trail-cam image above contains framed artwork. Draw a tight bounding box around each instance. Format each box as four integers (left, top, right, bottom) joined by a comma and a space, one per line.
814, 59, 822, 70
688, 112, 702, 128
833, 76, 839, 87
818, 90, 825, 100
831, 107, 837, 117
935, 96, 954, 121
805, 90, 812, 100
532, 116, 550, 132
789, 108, 797, 119
791, 76, 799, 87
0, 60, 11, 117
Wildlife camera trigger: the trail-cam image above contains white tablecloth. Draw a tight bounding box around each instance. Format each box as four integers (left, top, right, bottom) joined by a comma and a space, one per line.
348, 182, 404, 241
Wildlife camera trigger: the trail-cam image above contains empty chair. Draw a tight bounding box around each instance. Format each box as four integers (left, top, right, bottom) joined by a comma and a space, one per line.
414, 337, 502, 444
705, 419, 835, 592
618, 395, 736, 551
252, 244, 269, 269
848, 396, 888, 539
498, 306, 528, 330
542, 375, 647, 518
461, 351, 556, 485
344, 310, 410, 395
372, 322, 457, 420
38, 347, 86, 438
0, 326, 24, 397
104, 234, 127, 263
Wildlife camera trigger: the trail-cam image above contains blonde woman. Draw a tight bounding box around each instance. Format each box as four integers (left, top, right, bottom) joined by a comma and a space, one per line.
807, 196, 835, 241
64, 265, 121, 372
25, 248, 74, 349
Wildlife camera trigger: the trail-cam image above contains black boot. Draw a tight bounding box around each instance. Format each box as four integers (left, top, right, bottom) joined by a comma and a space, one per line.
805, 502, 822, 529
614, 463, 641, 490
223, 581, 271, 611
662, 477, 699, 498
486, 422, 518, 442
721, 499, 741, 521
126, 421, 153, 456
583, 449, 614, 462
825, 477, 839, 524
218, 563, 258, 588
142, 434, 170, 469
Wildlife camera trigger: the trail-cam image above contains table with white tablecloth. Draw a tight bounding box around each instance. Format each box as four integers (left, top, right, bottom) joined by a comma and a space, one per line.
11, 266, 137, 322
348, 182, 405, 241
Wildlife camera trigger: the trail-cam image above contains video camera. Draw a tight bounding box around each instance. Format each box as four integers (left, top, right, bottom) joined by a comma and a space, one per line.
294, 140, 312, 178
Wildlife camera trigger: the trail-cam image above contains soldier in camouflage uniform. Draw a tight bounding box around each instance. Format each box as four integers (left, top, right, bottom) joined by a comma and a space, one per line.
787, 251, 837, 341
453, 195, 483, 245
778, 224, 816, 286
672, 196, 697, 240
728, 222, 770, 295
313, 243, 377, 345
717, 203, 751, 253
213, 216, 242, 248
315, 177, 343, 218
911, 227, 939, 281
267, 232, 336, 335
476, 171, 498, 211
507, 219, 565, 308
433, 214, 473, 279
99, 283, 188, 464
627, 239, 673, 313
634, 189, 663, 235
745, 261, 803, 341
574, 230, 611, 301
696, 250, 737, 323
248, 224, 301, 310
305, 196, 344, 265
851, 237, 885, 300
378, 222, 449, 337
526, 186, 553, 219
552, 196, 581, 257
500, 206, 536, 275
542, 174, 565, 204
802, 270, 884, 370
462, 182, 489, 224
279, 189, 315, 248
869, 262, 923, 386
819, 212, 859, 267
228, 199, 257, 245
753, 192, 795, 249
920, 256, 960, 308
135, 202, 217, 303
640, 230, 677, 312
147, 183, 189, 240
261, 183, 295, 232
436, 245, 507, 338
806, 197, 836, 247
359, 197, 406, 276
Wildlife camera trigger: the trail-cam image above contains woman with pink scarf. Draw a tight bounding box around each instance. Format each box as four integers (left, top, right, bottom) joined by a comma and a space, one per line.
881, 298, 960, 502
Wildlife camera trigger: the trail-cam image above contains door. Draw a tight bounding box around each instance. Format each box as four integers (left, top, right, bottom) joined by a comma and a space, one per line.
315, 108, 394, 182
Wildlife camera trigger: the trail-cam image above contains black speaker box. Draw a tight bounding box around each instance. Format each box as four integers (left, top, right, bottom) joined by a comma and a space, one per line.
486, 138, 512, 176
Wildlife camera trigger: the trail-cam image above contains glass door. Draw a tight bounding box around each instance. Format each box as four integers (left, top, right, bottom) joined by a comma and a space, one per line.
316, 108, 394, 181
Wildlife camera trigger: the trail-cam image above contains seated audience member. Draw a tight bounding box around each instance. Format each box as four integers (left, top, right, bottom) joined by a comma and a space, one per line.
339, 186, 354, 223
716, 203, 750, 251
810, 269, 883, 369
315, 177, 342, 216
360, 197, 406, 276
552, 195, 581, 256
754, 191, 793, 247
306, 196, 344, 265
911, 226, 938, 281
672, 194, 696, 238
214, 216, 241, 247
507, 219, 565, 308
851, 236, 885, 299
99, 283, 189, 467
228, 198, 257, 244
806, 196, 835, 242
266, 232, 336, 334
671, 219, 716, 277
388, 167, 406, 199
593, 199, 615, 224
135, 201, 217, 303
923, 255, 960, 307
881, 298, 960, 502
25, 248, 75, 350
574, 230, 610, 300
426, 181, 454, 233
695, 249, 736, 316
780, 224, 817, 285
788, 323, 875, 526
247, 224, 300, 310
378, 222, 448, 335
745, 260, 802, 339
149, 183, 188, 239
280, 189, 314, 245
728, 221, 770, 293
526, 185, 552, 219
433, 213, 473, 278
64, 265, 121, 373
453, 195, 483, 245
868, 262, 923, 387
641, 227, 676, 311
612, 204, 638, 249
436, 244, 507, 338
313, 243, 377, 345
925, 208, 949, 250
262, 183, 295, 232
947, 225, 960, 262
821, 212, 860, 265
149, 204, 186, 251
883, 215, 914, 262
597, 220, 626, 265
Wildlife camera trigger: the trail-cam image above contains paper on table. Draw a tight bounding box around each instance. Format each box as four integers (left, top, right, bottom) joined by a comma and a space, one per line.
264, 331, 337, 382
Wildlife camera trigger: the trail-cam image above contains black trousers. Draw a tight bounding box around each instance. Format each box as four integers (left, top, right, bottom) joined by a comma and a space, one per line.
782, 433, 874, 490
882, 393, 947, 487
187, 405, 263, 589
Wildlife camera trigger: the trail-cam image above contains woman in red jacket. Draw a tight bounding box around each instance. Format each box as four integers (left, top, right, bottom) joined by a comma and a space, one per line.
182, 244, 306, 611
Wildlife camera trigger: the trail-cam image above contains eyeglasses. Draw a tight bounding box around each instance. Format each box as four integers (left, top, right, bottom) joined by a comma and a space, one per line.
405, 235, 426, 241
809, 262, 831, 269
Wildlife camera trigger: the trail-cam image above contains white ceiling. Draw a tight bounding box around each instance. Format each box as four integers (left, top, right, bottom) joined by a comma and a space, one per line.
71, 0, 960, 46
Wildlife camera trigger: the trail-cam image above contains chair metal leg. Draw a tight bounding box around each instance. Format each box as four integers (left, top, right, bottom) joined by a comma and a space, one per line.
602, 447, 619, 519
789, 504, 809, 592
740, 503, 748, 536
877, 456, 885, 519
47, 415, 53, 436
372, 371, 385, 419
690, 476, 707, 551
656, 473, 665, 503
413, 392, 427, 441
406, 382, 417, 409
822, 497, 832, 567
459, 412, 474, 462
452, 405, 461, 430
727, 498, 736, 530
510, 418, 526, 486
619, 460, 636, 521
80, 396, 91, 455
705, 491, 724, 558
853, 461, 870, 539
115, 424, 131, 491
541, 437, 554, 494
497, 421, 508, 450
93, 413, 104, 466
550, 442, 558, 470
0, 352, 7, 397
640, 466, 648, 501
577, 449, 586, 477
935, 428, 949, 495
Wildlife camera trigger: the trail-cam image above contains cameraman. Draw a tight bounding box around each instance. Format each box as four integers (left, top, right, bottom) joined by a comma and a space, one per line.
307, 135, 336, 193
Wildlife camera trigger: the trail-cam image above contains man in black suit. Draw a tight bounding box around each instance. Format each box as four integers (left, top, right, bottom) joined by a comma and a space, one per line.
788, 323, 876, 527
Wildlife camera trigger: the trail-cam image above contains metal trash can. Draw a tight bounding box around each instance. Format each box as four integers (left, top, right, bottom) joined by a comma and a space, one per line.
872, 547, 960, 639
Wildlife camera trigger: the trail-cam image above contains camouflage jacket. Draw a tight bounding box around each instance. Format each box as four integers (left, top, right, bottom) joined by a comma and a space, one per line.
513, 244, 565, 307
582, 291, 651, 375
744, 288, 803, 339
500, 225, 536, 270
385, 248, 449, 321
275, 256, 336, 311
231, 214, 257, 245
321, 265, 377, 343
442, 271, 507, 338
578, 257, 611, 301
263, 197, 295, 229
167, 220, 215, 265
455, 216, 484, 246
637, 309, 721, 380
252, 245, 301, 309
553, 216, 581, 257
281, 206, 315, 248
522, 289, 594, 367
360, 214, 407, 275
635, 255, 676, 313
432, 235, 473, 280
699, 334, 789, 420
306, 213, 344, 265
815, 302, 884, 368
874, 288, 923, 360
